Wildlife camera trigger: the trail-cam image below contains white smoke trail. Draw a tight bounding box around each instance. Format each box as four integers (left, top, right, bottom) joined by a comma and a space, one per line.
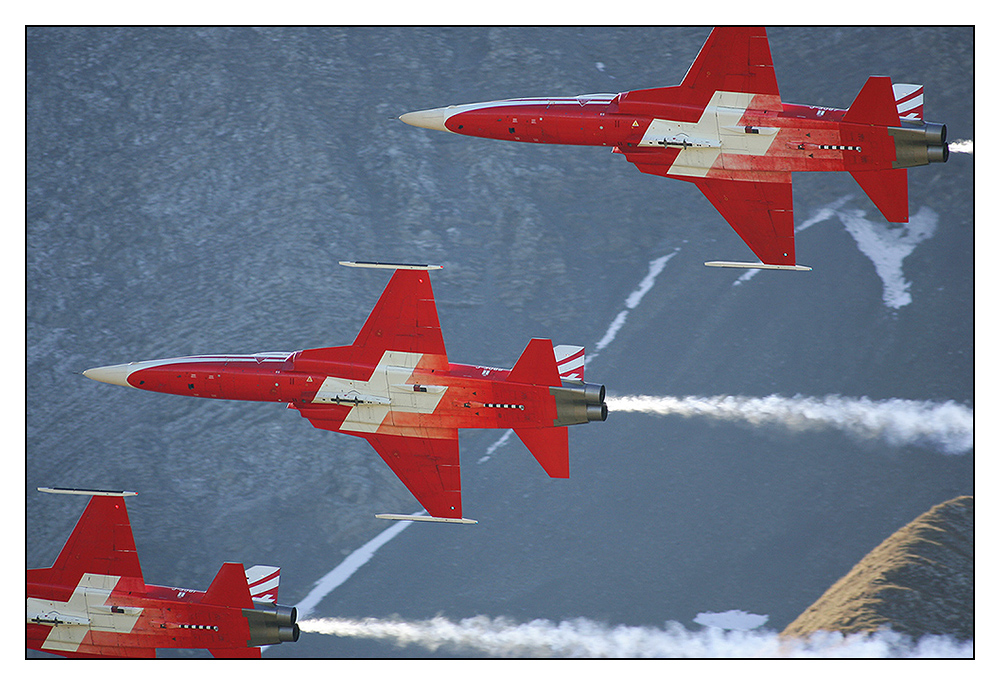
949, 139, 973, 154
607, 394, 972, 455
299, 615, 972, 658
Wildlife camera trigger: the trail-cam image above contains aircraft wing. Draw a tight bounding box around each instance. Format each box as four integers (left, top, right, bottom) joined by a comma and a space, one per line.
298, 267, 449, 371
692, 175, 796, 266
35, 493, 144, 587
679, 26, 779, 102
352, 269, 448, 363
618, 27, 781, 116
364, 431, 463, 520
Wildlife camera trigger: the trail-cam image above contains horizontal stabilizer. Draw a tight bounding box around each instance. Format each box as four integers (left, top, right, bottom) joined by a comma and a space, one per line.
850, 168, 909, 223
203, 562, 254, 610
705, 261, 812, 271
210, 647, 262, 658
507, 338, 562, 387
843, 75, 900, 128
515, 426, 570, 478
375, 513, 478, 524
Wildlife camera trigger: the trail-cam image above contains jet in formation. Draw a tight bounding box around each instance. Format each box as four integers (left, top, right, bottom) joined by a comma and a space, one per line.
27, 487, 299, 658
83, 262, 608, 523
399, 26, 949, 270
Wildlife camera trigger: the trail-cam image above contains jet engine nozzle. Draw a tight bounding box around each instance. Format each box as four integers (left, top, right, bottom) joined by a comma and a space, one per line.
245, 603, 301, 646
927, 144, 949, 164
889, 120, 949, 167
587, 403, 609, 422
922, 121, 947, 146
583, 383, 606, 405
552, 381, 609, 426
278, 624, 300, 643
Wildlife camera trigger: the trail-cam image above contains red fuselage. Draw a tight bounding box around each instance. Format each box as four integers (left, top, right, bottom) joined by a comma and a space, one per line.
28, 575, 252, 656
100, 352, 580, 439
411, 94, 928, 182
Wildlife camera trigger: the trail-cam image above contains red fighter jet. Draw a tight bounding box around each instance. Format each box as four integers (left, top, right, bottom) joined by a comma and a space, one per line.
399, 26, 949, 270
27, 487, 299, 658
83, 262, 608, 524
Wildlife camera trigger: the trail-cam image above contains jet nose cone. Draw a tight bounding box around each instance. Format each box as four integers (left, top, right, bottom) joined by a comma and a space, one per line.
83, 363, 134, 388
399, 107, 452, 133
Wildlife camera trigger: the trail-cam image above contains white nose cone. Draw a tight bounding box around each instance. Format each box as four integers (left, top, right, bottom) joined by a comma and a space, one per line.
399, 107, 452, 133
83, 363, 134, 388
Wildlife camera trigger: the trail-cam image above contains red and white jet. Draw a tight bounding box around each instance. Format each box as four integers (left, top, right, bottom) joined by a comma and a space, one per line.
27, 487, 299, 658
83, 262, 608, 523
399, 27, 949, 270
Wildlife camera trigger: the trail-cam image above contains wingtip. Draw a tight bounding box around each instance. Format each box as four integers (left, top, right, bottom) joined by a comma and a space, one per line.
705, 260, 811, 272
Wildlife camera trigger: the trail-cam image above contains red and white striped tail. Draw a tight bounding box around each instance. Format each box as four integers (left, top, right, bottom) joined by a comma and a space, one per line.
893, 83, 924, 121
245, 565, 280, 603
553, 345, 585, 381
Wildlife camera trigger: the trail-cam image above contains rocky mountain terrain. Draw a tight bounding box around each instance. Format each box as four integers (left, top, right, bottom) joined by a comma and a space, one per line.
782, 495, 973, 642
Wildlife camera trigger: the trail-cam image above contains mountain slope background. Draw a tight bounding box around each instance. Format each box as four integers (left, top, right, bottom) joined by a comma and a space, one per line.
26, 26, 973, 657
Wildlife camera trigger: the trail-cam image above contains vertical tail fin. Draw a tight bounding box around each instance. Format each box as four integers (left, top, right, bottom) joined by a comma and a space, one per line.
893, 83, 924, 121
245, 565, 281, 604
553, 345, 585, 381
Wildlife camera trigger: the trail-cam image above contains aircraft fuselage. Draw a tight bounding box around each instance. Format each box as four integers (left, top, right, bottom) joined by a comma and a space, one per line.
27, 575, 293, 655
84, 351, 606, 440
404, 93, 946, 184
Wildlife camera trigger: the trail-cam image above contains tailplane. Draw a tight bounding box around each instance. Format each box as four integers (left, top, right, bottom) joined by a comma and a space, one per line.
507, 338, 562, 387
515, 426, 570, 478
843, 76, 909, 223
843, 75, 901, 128
203, 562, 254, 610
507, 340, 573, 478
849, 168, 909, 223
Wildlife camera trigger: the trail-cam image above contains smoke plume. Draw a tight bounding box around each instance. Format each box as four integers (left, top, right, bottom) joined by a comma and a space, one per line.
949, 139, 973, 154
299, 615, 972, 658
606, 394, 972, 454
